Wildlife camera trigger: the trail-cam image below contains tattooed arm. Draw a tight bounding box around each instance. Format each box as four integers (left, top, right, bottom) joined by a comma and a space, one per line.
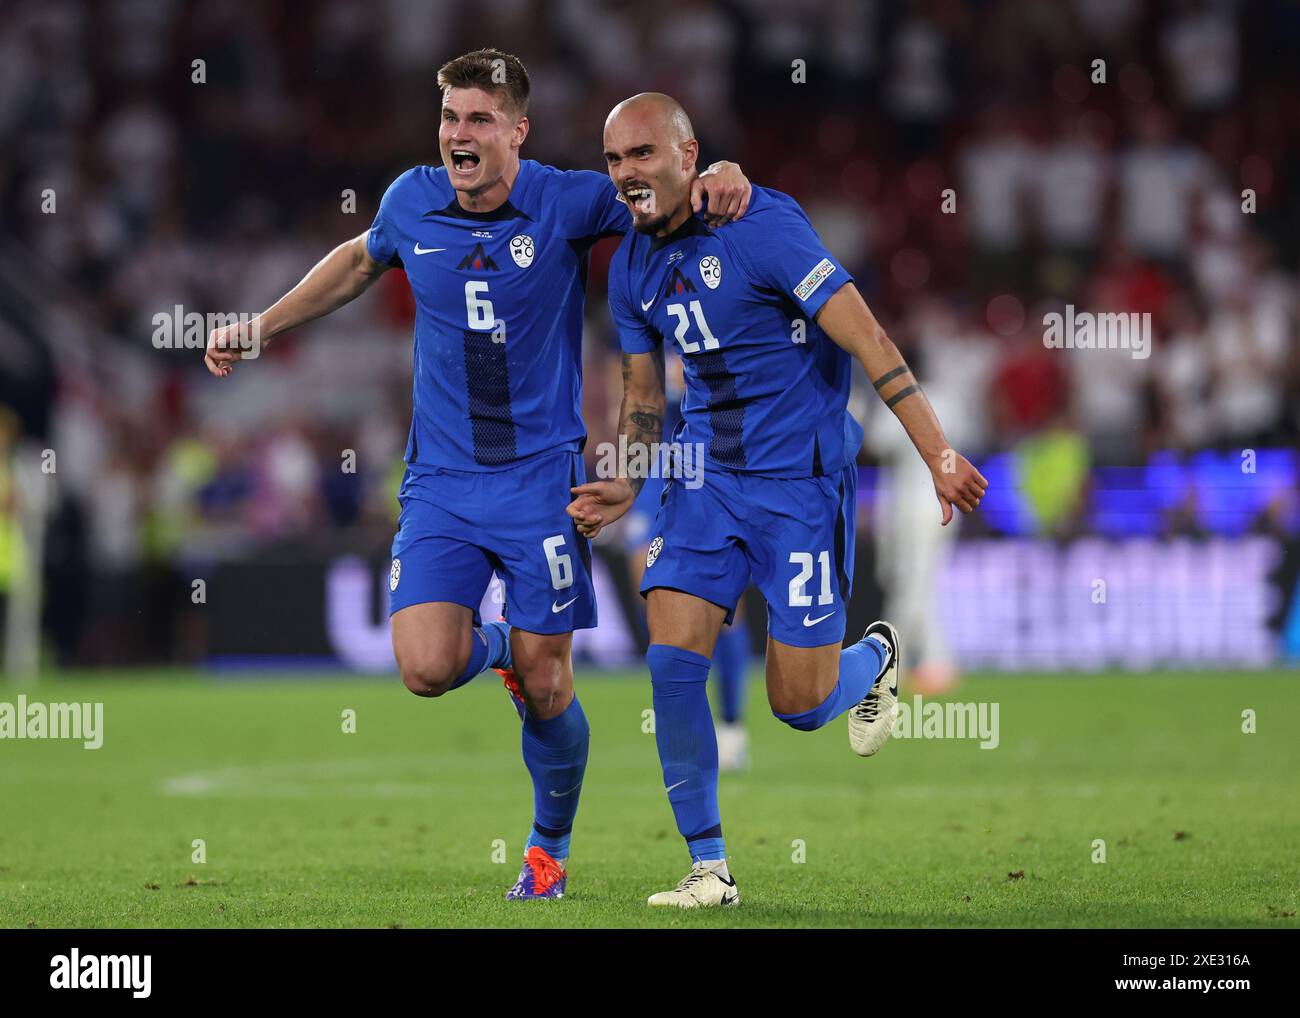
567, 349, 666, 538
815, 283, 988, 525
619, 348, 668, 499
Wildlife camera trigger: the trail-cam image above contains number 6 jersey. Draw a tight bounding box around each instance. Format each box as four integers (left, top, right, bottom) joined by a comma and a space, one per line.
366, 160, 629, 480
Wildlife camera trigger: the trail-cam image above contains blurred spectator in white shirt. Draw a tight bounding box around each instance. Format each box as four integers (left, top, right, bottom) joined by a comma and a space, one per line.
1117, 106, 1210, 261
1161, 0, 1239, 112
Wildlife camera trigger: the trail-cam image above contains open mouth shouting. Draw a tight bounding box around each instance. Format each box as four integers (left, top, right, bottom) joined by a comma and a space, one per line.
623, 183, 656, 214
450, 149, 482, 176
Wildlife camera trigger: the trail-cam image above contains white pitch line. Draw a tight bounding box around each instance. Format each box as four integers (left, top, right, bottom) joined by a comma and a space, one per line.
162, 760, 1130, 803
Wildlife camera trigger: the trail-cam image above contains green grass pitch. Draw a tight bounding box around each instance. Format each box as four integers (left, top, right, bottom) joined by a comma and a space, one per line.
1, 669, 1297, 928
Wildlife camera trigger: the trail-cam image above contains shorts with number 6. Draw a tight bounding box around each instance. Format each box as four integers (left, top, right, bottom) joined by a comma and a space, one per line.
389, 448, 596, 634
639, 463, 857, 648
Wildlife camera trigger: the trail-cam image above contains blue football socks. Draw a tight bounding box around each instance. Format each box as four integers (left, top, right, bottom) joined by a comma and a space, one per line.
449, 619, 512, 690
648, 644, 725, 862
521, 694, 589, 861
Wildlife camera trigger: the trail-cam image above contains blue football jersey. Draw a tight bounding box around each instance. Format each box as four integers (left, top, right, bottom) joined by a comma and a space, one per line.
608, 186, 855, 478
366, 160, 629, 476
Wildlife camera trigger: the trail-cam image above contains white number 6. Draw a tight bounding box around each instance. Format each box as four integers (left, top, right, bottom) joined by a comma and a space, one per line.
543, 535, 573, 590
465, 281, 495, 330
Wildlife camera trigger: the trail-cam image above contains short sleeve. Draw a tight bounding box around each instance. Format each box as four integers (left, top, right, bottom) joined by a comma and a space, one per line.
556, 170, 632, 241
739, 197, 852, 319
366, 169, 413, 267
608, 246, 661, 354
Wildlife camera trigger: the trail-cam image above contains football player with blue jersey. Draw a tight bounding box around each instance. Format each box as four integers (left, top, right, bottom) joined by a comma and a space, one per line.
204, 53, 751, 901
569, 94, 987, 908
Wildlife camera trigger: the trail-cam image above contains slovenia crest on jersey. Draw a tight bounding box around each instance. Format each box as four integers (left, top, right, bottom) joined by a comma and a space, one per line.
699, 255, 722, 289
510, 235, 535, 268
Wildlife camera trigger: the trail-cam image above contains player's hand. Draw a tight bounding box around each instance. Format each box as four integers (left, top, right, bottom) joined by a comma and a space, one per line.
930, 452, 988, 526
204, 319, 260, 378
693, 161, 752, 227
566, 479, 635, 539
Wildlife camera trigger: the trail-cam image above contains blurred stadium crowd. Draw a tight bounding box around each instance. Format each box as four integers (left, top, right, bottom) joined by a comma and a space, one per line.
1, 0, 1298, 665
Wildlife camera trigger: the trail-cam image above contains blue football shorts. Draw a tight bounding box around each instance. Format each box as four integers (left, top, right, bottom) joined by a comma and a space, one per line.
639, 462, 857, 648
389, 448, 596, 634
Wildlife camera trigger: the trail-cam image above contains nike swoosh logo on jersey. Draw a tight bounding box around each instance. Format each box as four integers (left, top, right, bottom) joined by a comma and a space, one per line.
549, 783, 582, 798
803, 611, 836, 627
641, 296, 656, 311
665, 778, 688, 793
552, 597, 579, 613
413, 244, 446, 254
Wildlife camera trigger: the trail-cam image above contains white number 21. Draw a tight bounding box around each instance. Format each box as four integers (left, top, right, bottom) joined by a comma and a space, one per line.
666, 300, 720, 354
788, 551, 832, 607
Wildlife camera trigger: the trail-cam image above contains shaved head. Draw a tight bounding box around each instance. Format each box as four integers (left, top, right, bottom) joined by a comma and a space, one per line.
603, 92, 700, 235
605, 92, 694, 145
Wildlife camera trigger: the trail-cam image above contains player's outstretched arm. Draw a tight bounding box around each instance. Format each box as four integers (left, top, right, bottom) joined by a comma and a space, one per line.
204, 232, 388, 377
815, 283, 988, 525
567, 348, 667, 539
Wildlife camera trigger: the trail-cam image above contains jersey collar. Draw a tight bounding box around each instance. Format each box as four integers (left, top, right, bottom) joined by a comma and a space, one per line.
648, 212, 711, 256
424, 198, 531, 222
424, 159, 535, 222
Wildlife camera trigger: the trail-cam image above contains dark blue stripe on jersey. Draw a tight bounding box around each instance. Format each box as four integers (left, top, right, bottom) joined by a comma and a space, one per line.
694, 351, 746, 468
462, 330, 517, 465
834, 476, 850, 599
569, 240, 592, 293
569, 456, 594, 580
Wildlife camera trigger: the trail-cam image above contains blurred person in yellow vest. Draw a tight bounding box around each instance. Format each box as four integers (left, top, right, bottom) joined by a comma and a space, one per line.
1015, 413, 1091, 538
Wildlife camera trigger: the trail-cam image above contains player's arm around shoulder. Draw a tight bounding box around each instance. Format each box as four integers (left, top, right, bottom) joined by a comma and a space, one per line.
815, 285, 988, 524
691, 161, 752, 226
204, 231, 387, 378
710, 187, 803, 271
553, 159, 751, 241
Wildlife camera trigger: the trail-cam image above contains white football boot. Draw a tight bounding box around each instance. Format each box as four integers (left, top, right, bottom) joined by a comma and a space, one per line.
715, 721, 750, 772
848, 620, 901, 757
647, 862, 740, 908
